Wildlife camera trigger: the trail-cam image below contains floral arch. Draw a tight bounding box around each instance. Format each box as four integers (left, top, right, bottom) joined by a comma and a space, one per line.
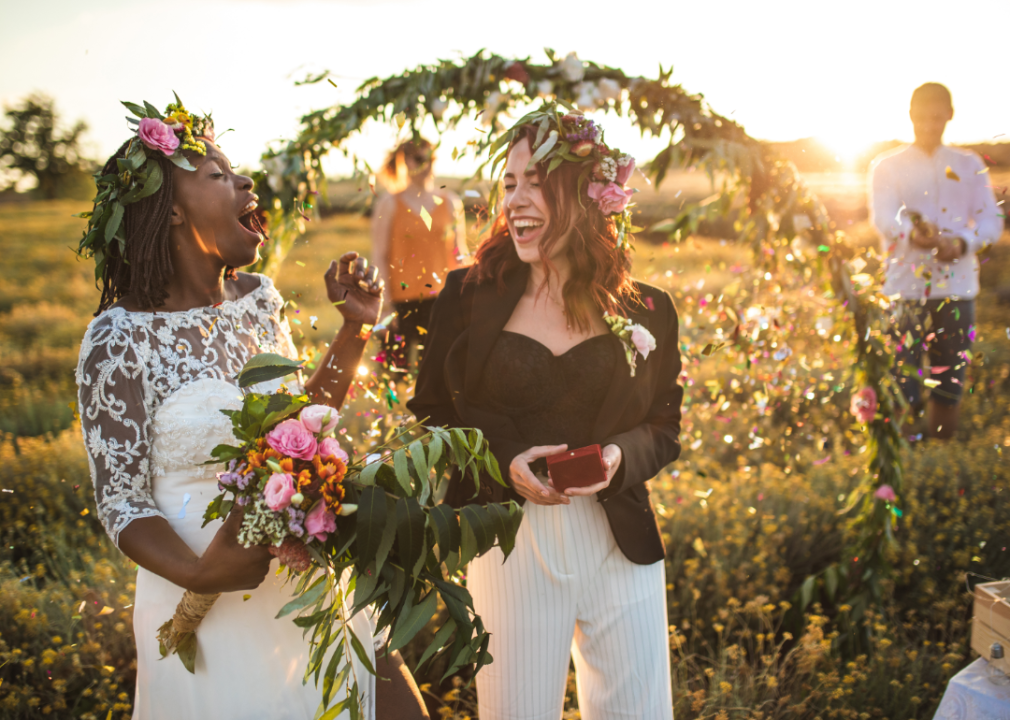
254, 49, 906, 630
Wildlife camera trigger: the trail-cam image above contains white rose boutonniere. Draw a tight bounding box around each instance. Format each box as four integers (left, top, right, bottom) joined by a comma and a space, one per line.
604, 313, 656, 377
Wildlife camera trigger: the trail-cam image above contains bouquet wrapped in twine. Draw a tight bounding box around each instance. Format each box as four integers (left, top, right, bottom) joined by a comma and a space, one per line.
158, 354, 523, 715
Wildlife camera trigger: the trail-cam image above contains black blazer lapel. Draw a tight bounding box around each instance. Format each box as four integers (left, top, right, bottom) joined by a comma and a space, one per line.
463, 264, 529, 398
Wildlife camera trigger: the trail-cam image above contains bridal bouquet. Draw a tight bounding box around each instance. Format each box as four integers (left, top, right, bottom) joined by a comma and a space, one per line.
158, 354, 522, 716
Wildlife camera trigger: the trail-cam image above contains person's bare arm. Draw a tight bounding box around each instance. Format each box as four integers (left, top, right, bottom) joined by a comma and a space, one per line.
303, 252, 383, 407
118, 510, 273, 594
375, 650, 429, 720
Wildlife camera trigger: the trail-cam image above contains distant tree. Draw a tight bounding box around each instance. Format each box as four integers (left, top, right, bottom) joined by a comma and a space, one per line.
0, 93, 90, 199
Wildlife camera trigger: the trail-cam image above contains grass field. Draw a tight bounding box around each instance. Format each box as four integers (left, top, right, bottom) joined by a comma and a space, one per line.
2, 191, 1010, 718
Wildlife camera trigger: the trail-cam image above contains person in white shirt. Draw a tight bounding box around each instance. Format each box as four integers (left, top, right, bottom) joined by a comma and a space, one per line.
869, 83, 1003, 439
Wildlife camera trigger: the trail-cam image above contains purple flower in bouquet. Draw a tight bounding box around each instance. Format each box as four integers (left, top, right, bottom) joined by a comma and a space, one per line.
216, 459, 245, 490
266, 419, 318, 460
286, 506, 306, 537
299, 404, 340, 435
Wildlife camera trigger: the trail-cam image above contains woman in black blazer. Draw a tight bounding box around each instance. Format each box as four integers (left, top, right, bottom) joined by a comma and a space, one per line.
409, 110, 683, 720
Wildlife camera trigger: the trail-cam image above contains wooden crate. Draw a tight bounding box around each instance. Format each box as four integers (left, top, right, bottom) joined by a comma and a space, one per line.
972, 580, 1010, 676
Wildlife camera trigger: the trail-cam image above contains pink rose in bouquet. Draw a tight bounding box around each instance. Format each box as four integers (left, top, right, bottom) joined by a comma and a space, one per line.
266, 419, 318, 460
264, 472, 297, 511
849, 387, 878, 424
874, 484, 897, 502
299, 404, 340, 434
587, 181, 633, 215
305, 501, 336, 542
318, 437, 349, 464
138, 118, 180, 156
615, 156, 636, 186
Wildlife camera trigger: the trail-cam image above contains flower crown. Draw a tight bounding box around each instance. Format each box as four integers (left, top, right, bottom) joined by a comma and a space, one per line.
75, 93, 214, 278
487, 102, 637, 251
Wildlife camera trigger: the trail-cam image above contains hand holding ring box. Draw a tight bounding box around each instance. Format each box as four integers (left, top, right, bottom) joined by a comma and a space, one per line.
545, 444, 607, 493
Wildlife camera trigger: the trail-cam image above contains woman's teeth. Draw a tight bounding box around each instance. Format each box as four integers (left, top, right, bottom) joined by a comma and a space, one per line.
513, 219, 544, 237
240, 199, 258, 216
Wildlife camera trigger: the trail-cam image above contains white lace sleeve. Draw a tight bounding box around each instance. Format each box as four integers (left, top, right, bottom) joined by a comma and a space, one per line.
77, 314, 165, 546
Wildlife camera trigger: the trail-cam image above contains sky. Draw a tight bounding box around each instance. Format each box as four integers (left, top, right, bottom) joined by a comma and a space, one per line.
1, 0, 1007, 177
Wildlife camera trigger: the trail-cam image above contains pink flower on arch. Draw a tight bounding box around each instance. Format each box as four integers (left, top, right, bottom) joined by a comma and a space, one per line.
874, 484, 897, 503
849, 387, 877, 424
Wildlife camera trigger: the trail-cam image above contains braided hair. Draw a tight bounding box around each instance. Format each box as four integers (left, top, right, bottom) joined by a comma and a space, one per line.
93, 140, 176, 315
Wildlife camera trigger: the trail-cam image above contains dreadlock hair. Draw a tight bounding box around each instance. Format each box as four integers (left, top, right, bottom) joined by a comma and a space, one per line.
93, 139, 176, 316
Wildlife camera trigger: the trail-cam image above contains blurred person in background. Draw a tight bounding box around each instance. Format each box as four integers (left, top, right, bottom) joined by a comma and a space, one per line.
371, 138, 466, 371
869, 82, 1002, 440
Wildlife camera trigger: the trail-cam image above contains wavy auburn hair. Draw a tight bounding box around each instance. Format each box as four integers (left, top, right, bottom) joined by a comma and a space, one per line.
465, 127, 637, 331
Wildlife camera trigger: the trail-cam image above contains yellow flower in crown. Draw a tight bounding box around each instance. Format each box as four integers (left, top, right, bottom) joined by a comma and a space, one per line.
163, 110, 192, 133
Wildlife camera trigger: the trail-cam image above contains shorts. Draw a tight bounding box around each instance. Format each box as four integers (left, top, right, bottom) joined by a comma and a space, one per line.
890, 299, 974, 407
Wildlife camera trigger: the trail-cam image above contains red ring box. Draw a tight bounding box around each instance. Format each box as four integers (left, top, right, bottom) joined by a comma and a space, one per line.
545, 444, 606, 492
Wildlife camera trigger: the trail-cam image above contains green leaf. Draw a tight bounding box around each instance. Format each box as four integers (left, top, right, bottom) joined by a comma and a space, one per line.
414, 617, 456, 673
486, 503, 518, 558
355, 486, 387, 569
320, 639, 344, 707
121, 101, 148, 118
373, 494, 398, 576
408, 440, 429, 486
167, 152, 197, 171
348, 627, 377, 676
236, 352, 303, 388
461, 504, 495, 556
395, 497, 427, 580
176, 631, 198, 674
143, 100, 163, 119
824, 564, 839, 600
428, 504, 461, 560
528, 130, 557, 169
276, 574, 326, 618
104, 202, 124, 243
357, 460, 382, 486
389, 590, 438, 651
392, 448, 413, 496
800, 574, 816, 612
134, 161, 163, 201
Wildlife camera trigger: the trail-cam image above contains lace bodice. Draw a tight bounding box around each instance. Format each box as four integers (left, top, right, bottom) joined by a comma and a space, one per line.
76, 275, 297, 546
477, 331, 617, 449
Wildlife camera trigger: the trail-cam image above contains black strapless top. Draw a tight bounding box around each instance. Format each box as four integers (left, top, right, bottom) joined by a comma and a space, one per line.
476, 330, 617, 450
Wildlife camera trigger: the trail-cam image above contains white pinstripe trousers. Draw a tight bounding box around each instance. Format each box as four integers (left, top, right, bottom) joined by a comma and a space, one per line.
468, 495, 673, 720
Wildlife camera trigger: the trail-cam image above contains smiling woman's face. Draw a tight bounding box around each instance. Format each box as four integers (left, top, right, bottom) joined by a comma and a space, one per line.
170, 140, 262, 270
502, 137, 571, 266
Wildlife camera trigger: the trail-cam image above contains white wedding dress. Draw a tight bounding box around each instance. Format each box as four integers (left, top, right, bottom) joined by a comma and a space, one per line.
77, 275, 376, 720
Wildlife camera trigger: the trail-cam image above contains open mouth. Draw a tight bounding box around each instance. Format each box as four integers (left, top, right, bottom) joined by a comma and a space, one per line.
237, 197, 268, 240
513, 218, 545, 240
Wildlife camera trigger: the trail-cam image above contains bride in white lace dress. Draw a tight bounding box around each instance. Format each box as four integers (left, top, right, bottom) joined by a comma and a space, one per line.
76, 108, 428, 720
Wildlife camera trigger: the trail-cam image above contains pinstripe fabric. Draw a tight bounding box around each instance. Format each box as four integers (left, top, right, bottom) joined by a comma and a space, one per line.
468, 495, 673, 720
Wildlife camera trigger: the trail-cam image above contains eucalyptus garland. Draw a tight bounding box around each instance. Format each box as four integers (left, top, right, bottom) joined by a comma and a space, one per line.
254, 49, 906, 634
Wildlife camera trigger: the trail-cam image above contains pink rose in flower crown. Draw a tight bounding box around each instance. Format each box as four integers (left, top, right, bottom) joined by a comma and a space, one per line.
299, 404, 340, 435
849, 387, 878, 424
264, 472, 297, 511
587, 181, 633, 215
318, 437, 349, 465
305, 501, 336, 542
266, 419, 318, 461
874, 484, 897, 502
137, 118, 180, 156
615, 156, 636, 186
